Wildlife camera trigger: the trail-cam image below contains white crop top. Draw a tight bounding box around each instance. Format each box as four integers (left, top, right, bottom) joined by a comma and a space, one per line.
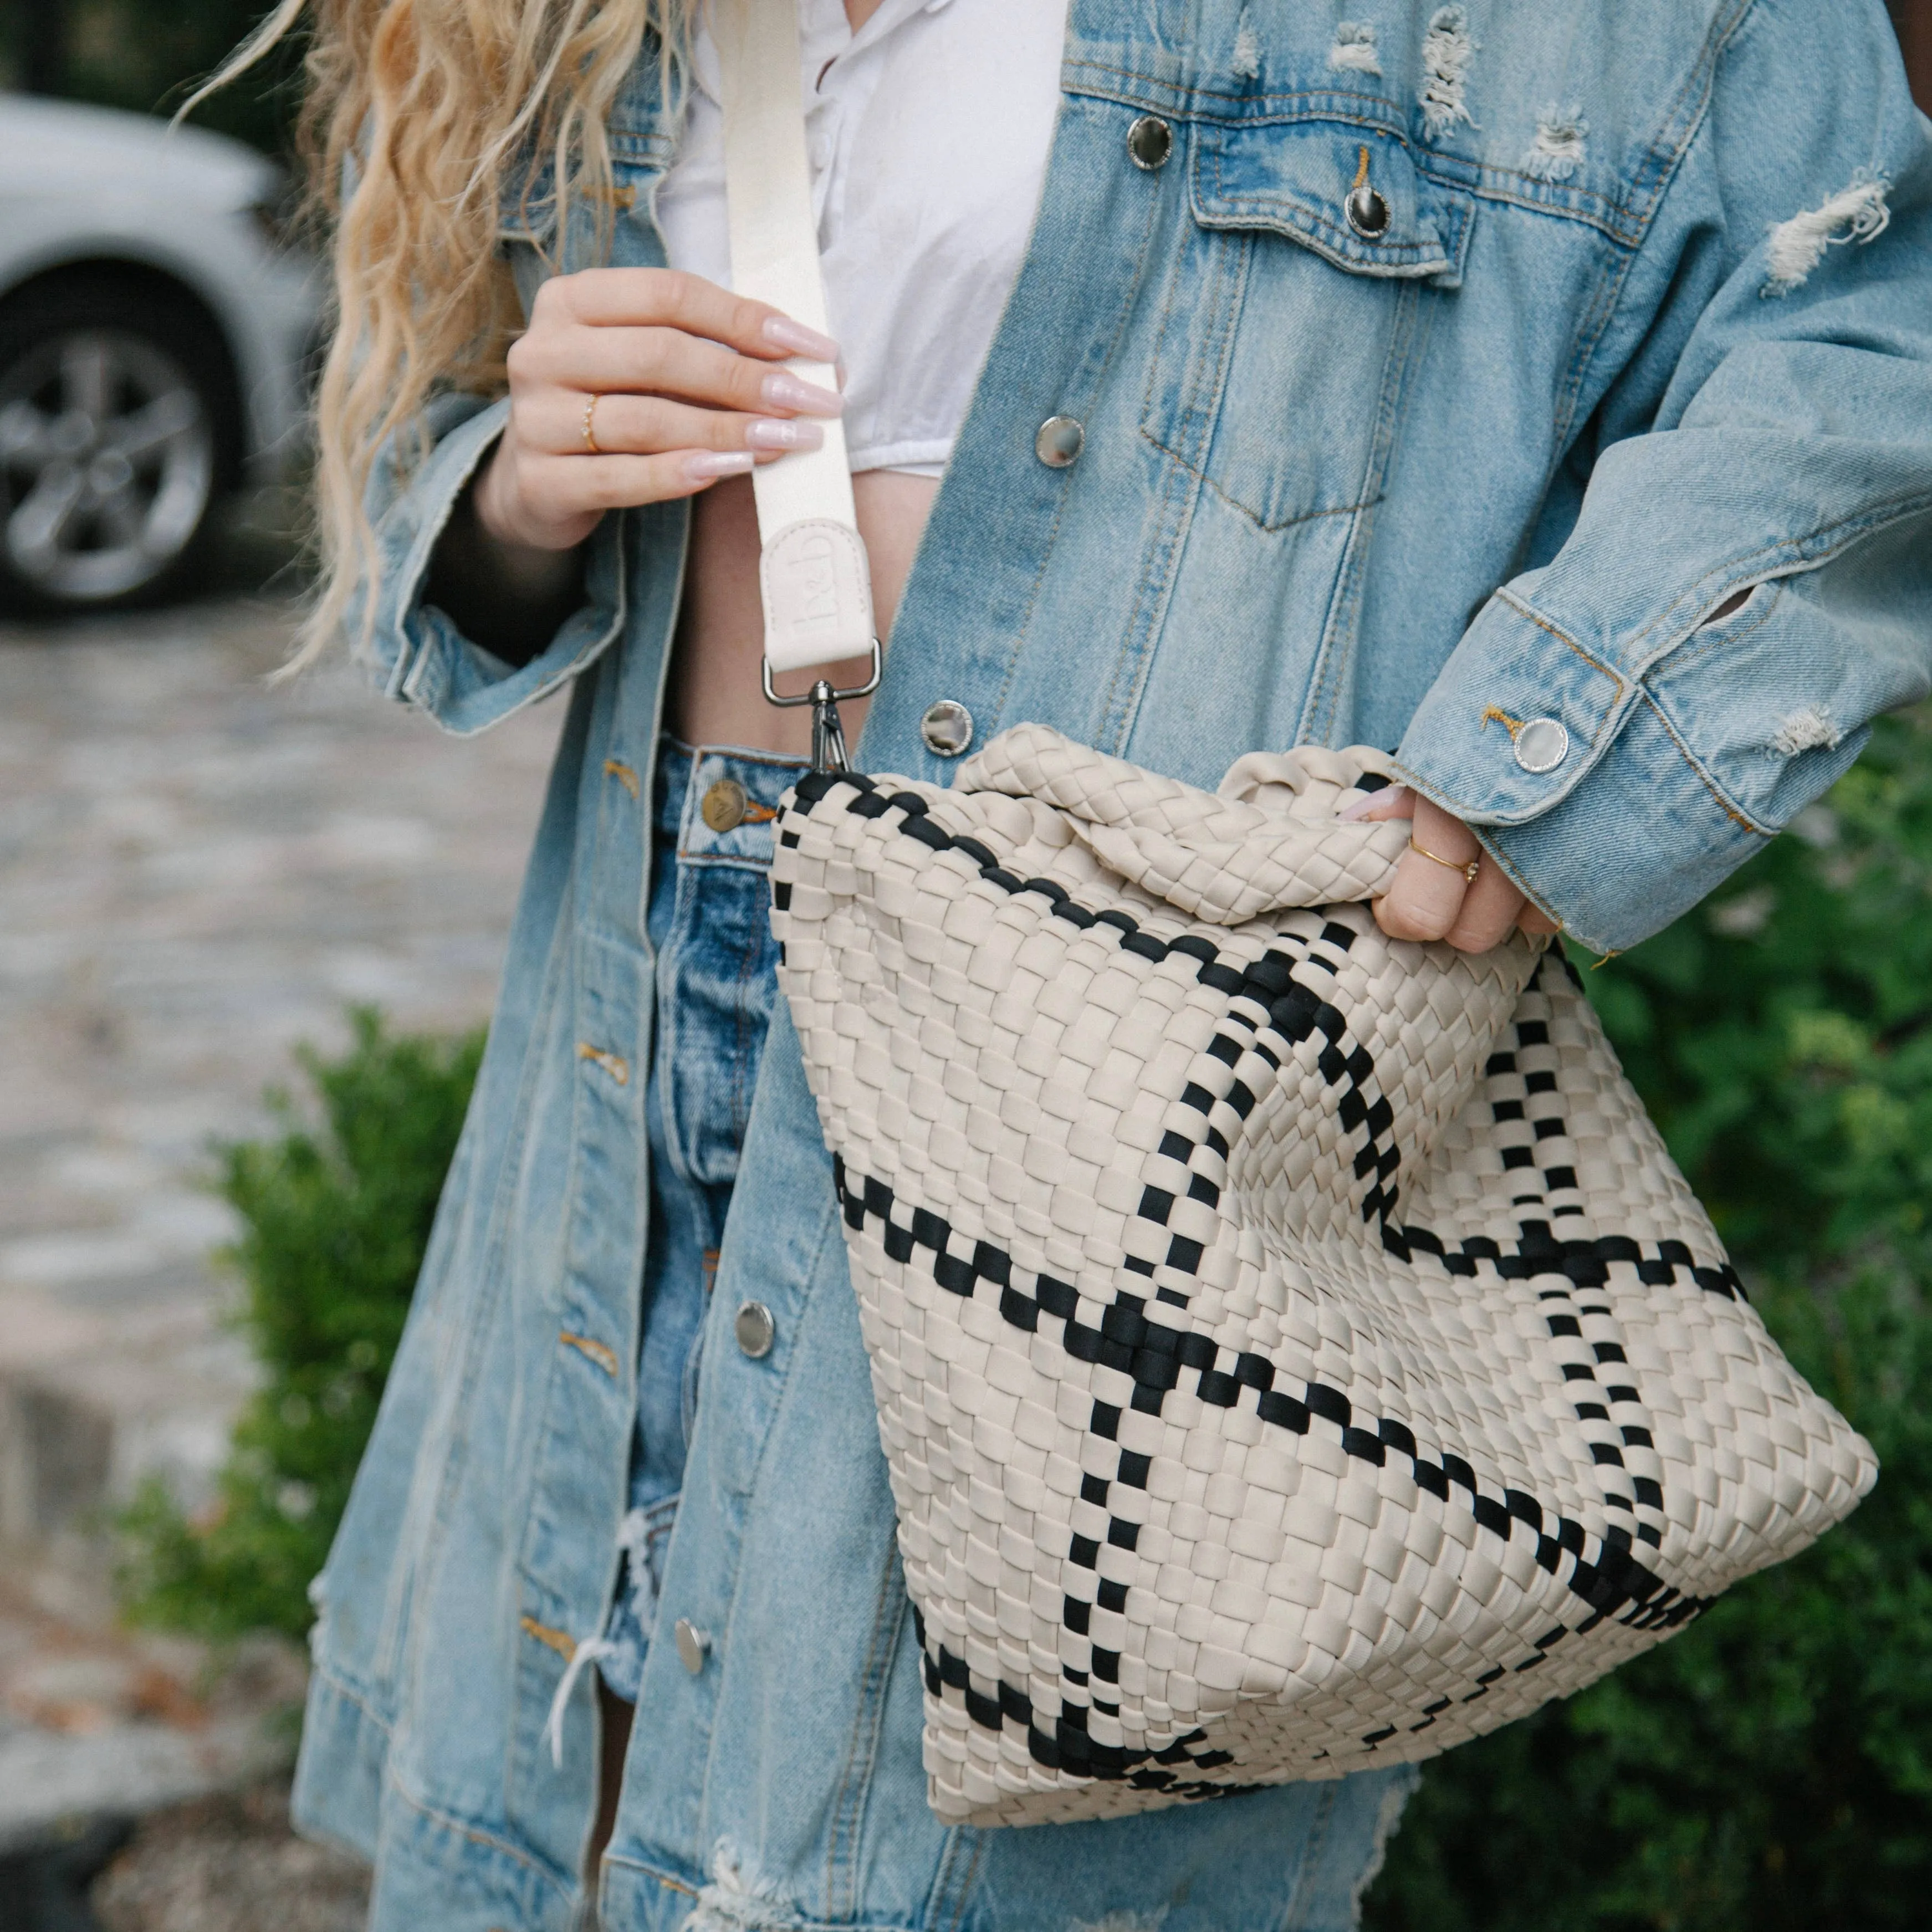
655, 0, 1070, 478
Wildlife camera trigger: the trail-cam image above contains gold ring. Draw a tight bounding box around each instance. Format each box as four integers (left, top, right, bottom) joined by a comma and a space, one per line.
581, 393, 602, 456
1410, 839, 1480, 885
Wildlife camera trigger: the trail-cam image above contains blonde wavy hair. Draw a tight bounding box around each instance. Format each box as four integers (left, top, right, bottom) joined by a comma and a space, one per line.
203, 0, 693, 666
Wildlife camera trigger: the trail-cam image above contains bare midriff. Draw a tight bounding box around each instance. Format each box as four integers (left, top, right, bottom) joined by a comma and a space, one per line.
666, 468, 939, 757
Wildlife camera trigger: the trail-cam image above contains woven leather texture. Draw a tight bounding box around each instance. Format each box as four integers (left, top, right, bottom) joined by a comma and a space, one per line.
770, 724, 1875, 1828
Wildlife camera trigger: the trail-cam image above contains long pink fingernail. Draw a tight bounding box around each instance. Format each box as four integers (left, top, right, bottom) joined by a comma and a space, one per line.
744, 417, 826, 452
761, 370, 845, 416
684, 450, 755, 479
762, 315, 842, 362
1338, 784, 1414, 822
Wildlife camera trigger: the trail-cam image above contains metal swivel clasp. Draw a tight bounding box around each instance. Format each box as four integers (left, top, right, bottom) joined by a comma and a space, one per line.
761, 640, 884, 775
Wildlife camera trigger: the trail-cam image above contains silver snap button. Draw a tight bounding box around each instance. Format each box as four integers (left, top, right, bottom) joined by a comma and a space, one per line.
1035, 416, 1084, 468
673, 1618, 711, 1674
734, 1300, 775, 1359
1345, 181, 1391, 238
1514, 718, 1570, 774
1127, 116, 1173, 171
920, 699, 974, 758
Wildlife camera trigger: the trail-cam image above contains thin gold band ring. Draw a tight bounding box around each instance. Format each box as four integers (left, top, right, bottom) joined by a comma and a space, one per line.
1410, 839, 1480, 885
581, 393, 603, 456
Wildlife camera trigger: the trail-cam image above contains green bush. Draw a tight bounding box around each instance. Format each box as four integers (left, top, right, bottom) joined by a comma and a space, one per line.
1366, 708, 1932, 1932
117, 1009, 482, 1641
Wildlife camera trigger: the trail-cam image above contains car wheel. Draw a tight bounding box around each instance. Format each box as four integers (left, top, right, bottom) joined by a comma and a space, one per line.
0, 278, 237, 614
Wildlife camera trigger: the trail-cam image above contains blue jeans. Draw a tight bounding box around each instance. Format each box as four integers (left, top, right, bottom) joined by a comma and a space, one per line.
600, 738, 808, 1700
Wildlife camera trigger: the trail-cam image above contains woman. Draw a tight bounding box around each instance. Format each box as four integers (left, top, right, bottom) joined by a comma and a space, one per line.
242, 2, 1932, 1927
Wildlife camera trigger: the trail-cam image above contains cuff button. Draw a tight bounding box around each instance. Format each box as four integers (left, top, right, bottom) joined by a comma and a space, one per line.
1514, 717, 1570, 774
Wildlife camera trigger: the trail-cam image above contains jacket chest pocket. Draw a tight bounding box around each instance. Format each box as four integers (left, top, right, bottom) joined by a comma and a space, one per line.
1139, 117, 1473, 533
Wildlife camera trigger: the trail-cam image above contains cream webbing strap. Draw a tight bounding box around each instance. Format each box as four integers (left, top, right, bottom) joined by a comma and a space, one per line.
714, 0, 876, 677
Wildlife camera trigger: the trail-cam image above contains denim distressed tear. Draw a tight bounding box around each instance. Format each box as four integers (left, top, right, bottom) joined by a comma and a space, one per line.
1762, 173, 1891, 296
1068, 1913, 1170, 1932
1328, 22, 1382, 75
682, 1842, 798, 1932
1770, 706, 1842, 755
1350, 1767, 1423, 1919
1233, 11, 1261, 80
1420, 7, 1478, 136
1524, 105, 1587, 181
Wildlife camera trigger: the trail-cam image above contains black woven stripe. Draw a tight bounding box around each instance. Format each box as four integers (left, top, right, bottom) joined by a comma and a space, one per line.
789, 778, 1406, 1226
797, 781, 1718, 1762
838, 1160, 1686, 1640
1404, 970, 1743, 1296
1398, 994, 1683, 1556
1399, 1220, 1745, 1299
921, 1636, 1263, 1790
804, 775, 1689, 1613
788, 781, 1738, 1301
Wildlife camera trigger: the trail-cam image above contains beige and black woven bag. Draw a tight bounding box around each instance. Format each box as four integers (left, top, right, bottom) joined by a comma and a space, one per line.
768, 725, 1875, 1827
714, 0, 1874, 1833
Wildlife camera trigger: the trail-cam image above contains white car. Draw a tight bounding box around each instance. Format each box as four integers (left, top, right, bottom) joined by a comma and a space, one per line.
0, 93, 320, 612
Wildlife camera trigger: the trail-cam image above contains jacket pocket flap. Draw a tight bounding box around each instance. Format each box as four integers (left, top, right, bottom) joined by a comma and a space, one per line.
1192, 120, 1471, 285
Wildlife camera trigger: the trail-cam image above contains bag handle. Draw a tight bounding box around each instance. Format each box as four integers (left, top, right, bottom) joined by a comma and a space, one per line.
714, 0, 879, 769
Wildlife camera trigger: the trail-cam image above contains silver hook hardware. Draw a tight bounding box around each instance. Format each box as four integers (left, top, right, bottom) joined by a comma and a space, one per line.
761, 639, 883, 774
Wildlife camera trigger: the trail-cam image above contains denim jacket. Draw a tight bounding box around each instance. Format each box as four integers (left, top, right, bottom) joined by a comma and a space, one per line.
292, 5, 1932, 1929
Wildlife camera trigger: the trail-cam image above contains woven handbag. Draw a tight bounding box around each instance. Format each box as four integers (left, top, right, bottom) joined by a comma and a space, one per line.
714, 0, 1874, 1830
766, 727, 1875, 1826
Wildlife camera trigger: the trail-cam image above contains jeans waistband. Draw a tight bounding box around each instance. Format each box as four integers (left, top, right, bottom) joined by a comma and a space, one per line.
656, 736, 812, 865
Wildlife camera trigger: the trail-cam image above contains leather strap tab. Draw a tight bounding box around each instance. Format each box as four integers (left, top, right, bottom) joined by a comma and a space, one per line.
759, 518, 873, 672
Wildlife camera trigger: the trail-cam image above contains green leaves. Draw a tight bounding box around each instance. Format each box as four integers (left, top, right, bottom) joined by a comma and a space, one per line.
1591, 714, 1932, 1272
116, 1010, 482, 1641
1367, 712, 1932, 1932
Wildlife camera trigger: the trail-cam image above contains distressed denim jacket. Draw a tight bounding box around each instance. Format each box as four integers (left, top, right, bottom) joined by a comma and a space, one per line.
293, 4, 1932, 1930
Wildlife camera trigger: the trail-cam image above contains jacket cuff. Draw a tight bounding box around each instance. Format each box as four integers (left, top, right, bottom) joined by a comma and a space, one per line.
1390, 574, 1900, 951
1445, 694, 1774, 954
1389, 588, 1766, 954
376, 396, 627, 737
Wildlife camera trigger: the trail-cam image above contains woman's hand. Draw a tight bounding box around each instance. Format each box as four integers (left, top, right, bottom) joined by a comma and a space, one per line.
474, 267, 845, 555
1342, 786, 1561, 952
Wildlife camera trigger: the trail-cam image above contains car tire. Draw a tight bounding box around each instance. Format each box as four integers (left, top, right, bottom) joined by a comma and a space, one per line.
0, 274, 241, 615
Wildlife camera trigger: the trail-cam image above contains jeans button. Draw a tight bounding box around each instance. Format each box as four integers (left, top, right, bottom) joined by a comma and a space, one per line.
701, 778, 747, 832
1127, 115, 1173, 170
673, 1618, 711, 1674
1513, 718, 1570, 774
734, 1300, 776, 1359
920, 699, 974, 757
1035, 416, 1084, 468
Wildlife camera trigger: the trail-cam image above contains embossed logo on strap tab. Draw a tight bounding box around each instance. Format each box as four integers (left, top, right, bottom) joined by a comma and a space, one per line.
759, 518, 876, 674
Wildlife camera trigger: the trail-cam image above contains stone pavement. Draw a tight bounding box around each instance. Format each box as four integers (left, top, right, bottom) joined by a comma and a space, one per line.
0, 590, 560, 1851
